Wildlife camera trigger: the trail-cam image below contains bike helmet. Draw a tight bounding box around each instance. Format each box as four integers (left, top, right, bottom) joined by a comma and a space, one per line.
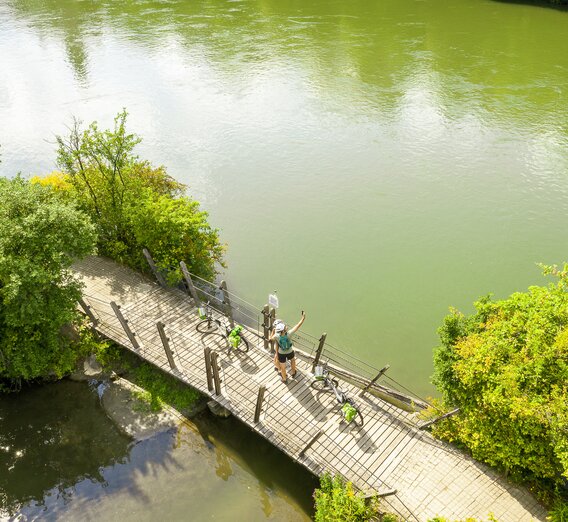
274, 320, 286, 333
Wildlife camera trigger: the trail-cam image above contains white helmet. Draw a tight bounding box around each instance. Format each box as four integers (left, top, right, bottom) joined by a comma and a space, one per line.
274, 320, 286, 333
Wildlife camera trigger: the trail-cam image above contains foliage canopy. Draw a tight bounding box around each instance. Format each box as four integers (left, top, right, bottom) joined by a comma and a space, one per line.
432, 268, 568, 490
54, 110, 224, 280
313, 474, 379, 522
0, 177, 96, 390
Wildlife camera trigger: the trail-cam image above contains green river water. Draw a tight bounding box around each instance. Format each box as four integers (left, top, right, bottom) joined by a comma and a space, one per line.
1, 0, 568, 518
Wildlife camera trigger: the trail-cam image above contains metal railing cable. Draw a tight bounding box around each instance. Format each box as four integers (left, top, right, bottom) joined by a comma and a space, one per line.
79, 287, 430, 521
131, 257, 438, 412
80, 296, 132, 345
160, 265, 264, 335
81, 293, 113, 306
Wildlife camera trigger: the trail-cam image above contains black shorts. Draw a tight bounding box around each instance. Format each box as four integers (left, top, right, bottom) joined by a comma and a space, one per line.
278, 350, 295, 363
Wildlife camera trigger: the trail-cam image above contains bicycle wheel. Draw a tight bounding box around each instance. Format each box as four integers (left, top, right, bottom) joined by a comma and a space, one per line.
310, 378, 338, 391
352, 408, 364, 427
196, 318, 220, 334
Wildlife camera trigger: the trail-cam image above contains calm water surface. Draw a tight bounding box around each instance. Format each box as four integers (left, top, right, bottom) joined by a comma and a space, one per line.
0, 381, 316, 520
1, 0, 568, 516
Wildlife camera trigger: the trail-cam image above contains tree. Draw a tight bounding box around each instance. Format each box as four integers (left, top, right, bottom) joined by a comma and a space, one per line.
55, 110, 224, 279
0, 177, 96, 390
432, 268, 568, 491
127, 191, 224, 281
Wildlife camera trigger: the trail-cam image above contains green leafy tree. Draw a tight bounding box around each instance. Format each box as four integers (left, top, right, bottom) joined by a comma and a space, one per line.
0, 177, 96, 390
127, 191, 224, 281
55, 110, 224, 279
432, 267, 568, 490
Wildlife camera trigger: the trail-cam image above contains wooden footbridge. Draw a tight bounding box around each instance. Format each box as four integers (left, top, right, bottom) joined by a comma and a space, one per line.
74, 255, 547, 522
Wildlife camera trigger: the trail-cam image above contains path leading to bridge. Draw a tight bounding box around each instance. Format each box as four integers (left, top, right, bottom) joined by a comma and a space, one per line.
74, 256, 547, 522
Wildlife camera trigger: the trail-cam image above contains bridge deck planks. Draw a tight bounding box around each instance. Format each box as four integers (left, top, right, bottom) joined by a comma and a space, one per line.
73, 257, 549, 522
80, 268, 406, 494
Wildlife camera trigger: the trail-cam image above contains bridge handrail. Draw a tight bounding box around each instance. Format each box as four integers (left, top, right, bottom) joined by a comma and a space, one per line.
78, 283, 421, 521
139, 252, 439, 412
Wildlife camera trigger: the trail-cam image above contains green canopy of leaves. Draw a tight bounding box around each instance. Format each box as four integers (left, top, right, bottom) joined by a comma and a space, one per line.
0, 177, 96, 390
432, 268, 568, 488
314, 473, 378, 522
55, 110, 224, 280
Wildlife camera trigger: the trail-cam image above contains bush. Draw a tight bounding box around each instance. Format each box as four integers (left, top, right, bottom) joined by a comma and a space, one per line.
314, 473, 377, 521
54, 110, 224, 280
548, 501, 568, 522
127, 190, 224, 281
0, 177, 96, 390
130, 361, 202, 413
432, 266, 568, 492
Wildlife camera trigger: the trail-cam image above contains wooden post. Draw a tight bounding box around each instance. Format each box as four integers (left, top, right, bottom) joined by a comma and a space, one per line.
204, 346, 213, 392
299, 430, 323, 457
361, 488, 397, 499
360, 365, 390, 396
254, 385, 266, 423
142, 248, 167, 288
262, 305, 270, 351
419, 408, 460, 430
110, 301, 140, 350
211, 351, 222, 395
156, 322, 177, 370
78, 298, 98, 327
268, 308, 276, 353
311, 333, 327, 374
180, 261, 201, 306
219, 280, 234, 329
268, 307, 275, 330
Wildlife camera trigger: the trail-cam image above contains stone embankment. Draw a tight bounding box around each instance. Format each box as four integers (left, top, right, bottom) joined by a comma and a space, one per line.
69, 354, 209, 441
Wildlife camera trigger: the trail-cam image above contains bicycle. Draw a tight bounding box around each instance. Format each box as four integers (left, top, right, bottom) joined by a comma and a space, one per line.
311, 363, 364, 426
196, 301, 250, 353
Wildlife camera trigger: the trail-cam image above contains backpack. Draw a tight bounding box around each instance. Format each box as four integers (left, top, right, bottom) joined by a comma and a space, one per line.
278, 334, 293, 351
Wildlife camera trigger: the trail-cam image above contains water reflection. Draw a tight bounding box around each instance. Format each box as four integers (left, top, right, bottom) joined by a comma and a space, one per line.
0, 380, 132, 516
5, 0, 568, 134
0, 380, 316, 520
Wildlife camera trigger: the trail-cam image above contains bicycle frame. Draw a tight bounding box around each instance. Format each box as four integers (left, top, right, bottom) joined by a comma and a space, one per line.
200, 301, 228, 332
197, 301, 249, 353
328, 377, 347, 404
312, 363, 363, 426
315, 364, 344, 403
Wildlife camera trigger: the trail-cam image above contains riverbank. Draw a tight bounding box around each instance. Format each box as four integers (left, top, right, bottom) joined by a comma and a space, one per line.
70, 341, 217, 441
75, 343, 208, 425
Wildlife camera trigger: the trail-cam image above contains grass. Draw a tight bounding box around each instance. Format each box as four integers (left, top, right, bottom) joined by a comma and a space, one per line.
130, 362, 202, 414
92, 338, 203, 414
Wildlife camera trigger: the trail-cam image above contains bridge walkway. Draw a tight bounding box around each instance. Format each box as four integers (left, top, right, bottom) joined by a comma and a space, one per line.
74, 256, 547, 522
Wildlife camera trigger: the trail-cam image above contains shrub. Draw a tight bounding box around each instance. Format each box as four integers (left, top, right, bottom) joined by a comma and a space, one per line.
314, 473, 376, 521
0, 176, 96, 390
55, 110, 224, 280
548, 501, 568, 522
432, 267, 568, 490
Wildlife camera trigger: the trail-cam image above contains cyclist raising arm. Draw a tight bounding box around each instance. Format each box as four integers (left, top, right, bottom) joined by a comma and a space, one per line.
269, 311, 305, 384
